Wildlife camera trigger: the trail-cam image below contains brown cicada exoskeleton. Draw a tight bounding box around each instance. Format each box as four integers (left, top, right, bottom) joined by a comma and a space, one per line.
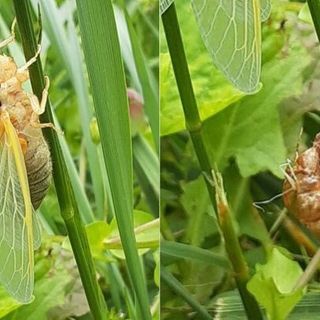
283, 133, 320, 237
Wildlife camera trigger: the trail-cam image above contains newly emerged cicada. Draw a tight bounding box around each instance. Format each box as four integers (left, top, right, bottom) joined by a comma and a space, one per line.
283, 133, 320, 238
0, 21, 52, 303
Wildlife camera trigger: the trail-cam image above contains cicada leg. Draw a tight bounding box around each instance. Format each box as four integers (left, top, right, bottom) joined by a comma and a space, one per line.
17, 45, 41, 73
0, 19, 16, 50
29, 76, 50, 116
280, 159, 297, 191
29, 77, 61, 133
294, 127, 304, 161
253, 159, 298, 212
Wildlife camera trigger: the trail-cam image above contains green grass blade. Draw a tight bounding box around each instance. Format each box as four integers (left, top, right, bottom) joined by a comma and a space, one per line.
13, 1, 107, 318
123, 7, 159, 152
161, 241, 230, 268
161, 268, 212, 320
114, 6, 141, 90
133, 134, 159, 216
74, 1, 152, 319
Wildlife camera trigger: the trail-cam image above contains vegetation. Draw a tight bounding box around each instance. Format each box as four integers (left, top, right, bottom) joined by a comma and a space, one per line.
0, 0, 159, 319
161, 1, 320, 319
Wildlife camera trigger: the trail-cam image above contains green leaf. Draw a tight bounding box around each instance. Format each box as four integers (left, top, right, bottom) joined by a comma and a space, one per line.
160, 1, 244, 136
0, 287, 21, 318
4, 273, 72, 320
180, 176, 218, 246
86, 211, 159, 260
86, 221, 112, 261
203, 42, 311, 177
247, 247, 305, 320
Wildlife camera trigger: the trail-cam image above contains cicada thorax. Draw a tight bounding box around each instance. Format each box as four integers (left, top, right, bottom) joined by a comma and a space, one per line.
283, 134, 320, 237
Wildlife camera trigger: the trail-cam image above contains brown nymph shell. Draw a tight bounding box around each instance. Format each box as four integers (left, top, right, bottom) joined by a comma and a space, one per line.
283, 133, 320, 237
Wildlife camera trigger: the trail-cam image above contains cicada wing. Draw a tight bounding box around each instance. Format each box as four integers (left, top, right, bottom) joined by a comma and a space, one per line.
32, 213, 42, 250
191, 0, 264, 93
260, 0, 271, 21
0, 116, 39, 303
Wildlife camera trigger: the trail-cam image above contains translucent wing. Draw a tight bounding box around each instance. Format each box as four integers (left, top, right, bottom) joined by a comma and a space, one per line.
260, 0, 271, 21
0, 114, 40, 303
191, 0, 271, 93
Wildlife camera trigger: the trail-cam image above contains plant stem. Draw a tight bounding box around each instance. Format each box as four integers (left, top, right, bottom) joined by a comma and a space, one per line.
161, 4, 263, 319
307, 0, 320, 42
161, 5, 215, 206
13, 1, 107, 319
212, 170, 263, 319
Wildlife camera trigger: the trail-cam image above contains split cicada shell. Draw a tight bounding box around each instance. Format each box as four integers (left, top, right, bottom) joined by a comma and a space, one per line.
283, 133, 320, 237
0, 21, 52, 303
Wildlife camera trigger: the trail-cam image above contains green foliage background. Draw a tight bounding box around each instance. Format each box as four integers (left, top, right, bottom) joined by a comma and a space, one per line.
161, 1, 320, 319
0, 0, 159, 319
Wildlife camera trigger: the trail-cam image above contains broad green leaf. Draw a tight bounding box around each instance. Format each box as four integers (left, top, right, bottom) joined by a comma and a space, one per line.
3, 273, 72, 320
191, 0, 271, 93
247, 247, 305, 320
160, 1, 244, 136
203, 42, 311, 177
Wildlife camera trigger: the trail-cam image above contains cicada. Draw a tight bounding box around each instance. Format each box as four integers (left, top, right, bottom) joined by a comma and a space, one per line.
283, 133, 320, 238
0, 21, 52, 303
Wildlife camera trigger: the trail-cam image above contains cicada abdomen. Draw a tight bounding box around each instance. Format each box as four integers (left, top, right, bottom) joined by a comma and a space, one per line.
24, 128, 52, 210
283, 133, 320, 237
